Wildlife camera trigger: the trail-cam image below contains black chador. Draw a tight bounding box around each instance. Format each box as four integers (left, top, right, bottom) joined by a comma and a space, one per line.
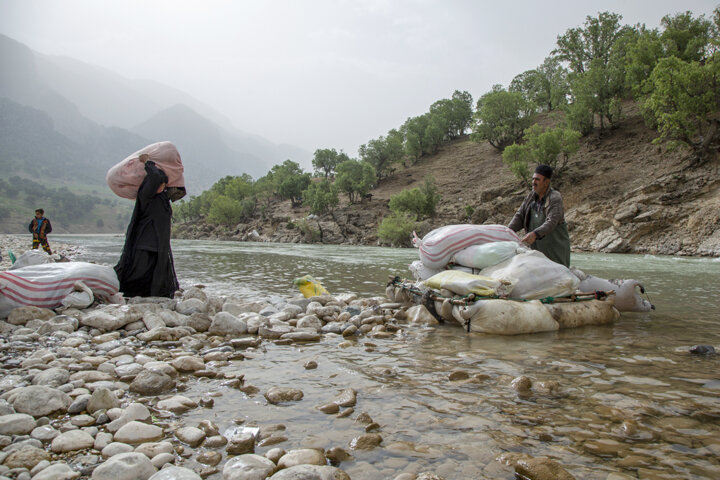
114, 160, 179, 298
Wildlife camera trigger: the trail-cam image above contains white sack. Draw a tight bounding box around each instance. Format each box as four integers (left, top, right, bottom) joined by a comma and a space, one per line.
570, 267, 654, 312
451, 299, 559, 335
451, 241, 519, 270
424, 270, 512, 297
0, 262, 119, 318
413, 224, 520, 269
60, 281, 95, 310
480, 249, 579, 300
408, 260, 443, 282
9, 250, 54, 270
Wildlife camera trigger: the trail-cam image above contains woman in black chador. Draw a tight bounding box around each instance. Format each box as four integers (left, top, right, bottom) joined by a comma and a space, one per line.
114, 155, 184, 298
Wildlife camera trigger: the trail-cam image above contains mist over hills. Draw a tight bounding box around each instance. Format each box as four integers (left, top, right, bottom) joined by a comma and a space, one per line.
0, 34, 311, 193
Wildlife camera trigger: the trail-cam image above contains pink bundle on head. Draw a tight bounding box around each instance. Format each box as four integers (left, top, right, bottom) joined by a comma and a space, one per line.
106, 141, 185, 199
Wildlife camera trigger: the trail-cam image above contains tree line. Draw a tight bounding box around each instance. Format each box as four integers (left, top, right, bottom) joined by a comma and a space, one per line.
175, 8, 719, 239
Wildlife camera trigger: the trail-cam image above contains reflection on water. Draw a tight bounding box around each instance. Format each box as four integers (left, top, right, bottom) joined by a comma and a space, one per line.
56, 236, 720, 479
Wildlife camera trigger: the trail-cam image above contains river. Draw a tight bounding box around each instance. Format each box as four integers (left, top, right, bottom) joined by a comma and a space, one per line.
42, 236, 720, 478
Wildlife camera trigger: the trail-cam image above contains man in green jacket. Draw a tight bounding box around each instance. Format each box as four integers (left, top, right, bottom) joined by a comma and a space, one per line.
508, 164, 571, 267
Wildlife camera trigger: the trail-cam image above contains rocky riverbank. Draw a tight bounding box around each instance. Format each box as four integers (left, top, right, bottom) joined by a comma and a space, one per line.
0, 235, 83, 272
174, 104, 720, 257
0, 256, 582, 480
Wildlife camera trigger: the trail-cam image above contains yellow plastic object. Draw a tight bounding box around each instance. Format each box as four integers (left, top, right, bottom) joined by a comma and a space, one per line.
423, 270, 504, 297
293, 275, 330, 298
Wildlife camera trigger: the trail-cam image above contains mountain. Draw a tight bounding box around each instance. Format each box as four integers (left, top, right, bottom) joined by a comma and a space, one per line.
0, 34, 311, 187
0, 97, 147, 186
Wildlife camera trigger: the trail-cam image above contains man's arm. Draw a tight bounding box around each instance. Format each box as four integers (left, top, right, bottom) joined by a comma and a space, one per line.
508, 193, 531, 233
137, 160, 169, 203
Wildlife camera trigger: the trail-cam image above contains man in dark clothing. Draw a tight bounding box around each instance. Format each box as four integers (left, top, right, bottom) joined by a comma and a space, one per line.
29, 208, 52, 254
114, 155, 180, 298
508, 164, 571, 267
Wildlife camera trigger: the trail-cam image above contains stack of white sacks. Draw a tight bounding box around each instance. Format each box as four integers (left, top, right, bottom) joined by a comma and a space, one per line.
399, 224, 620, 335
410, 224, 580, 300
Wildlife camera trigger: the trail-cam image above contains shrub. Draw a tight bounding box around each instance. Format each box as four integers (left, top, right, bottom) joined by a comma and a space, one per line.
389, 188, 426, 216
297, 219, 320, 242
378, 212, 418, 247
464, 205, 475, 219
389, 175, 441, 218
207, 195, 244, 226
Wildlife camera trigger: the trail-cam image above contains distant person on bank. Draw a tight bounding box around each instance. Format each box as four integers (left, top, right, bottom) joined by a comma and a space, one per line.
508, 164, 571, 267
28, 208, 52, 254
114, 154, 185, 298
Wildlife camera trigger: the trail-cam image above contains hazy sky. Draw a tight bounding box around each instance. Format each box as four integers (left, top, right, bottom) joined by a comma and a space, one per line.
1, 0, 717, 157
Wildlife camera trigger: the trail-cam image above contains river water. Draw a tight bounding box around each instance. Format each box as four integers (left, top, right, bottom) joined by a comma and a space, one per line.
48, 236, 720, 478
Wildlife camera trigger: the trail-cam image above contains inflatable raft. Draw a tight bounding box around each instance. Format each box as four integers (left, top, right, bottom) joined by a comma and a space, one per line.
386, 277, 620, 335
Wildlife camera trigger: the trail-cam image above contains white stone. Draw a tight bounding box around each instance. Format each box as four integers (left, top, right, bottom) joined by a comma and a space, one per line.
31, 463, 80, 480
113, 421, 164, 445
267, 465, 351, 480
51, 430, 95, 453
222, 454, 276, 480
149, 466, 201, 480
0, 413, 36, 435
208, 312, 248, 336
156, 396, 198, 414
134, 441, 174, 459
170, 356, 205, 372
91, 452, 156, 480
1, 385, 71, 417
102, 442, 134, 458
175, 426, 206, 447
277, 448, 326, 468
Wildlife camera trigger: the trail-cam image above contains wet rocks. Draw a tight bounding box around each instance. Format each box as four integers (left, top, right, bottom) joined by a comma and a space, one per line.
0, 275, 544, 480
223, 454, 276, 480
514, 457, 576, 480
350, 433, 383, 450
689, 345, 716, 355
129, 369, 176, 395
264, 387, 304, 405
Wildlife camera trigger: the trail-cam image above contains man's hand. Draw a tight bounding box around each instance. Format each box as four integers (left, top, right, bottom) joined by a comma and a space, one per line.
521, 231, 537, 245
139, 153, 149, 164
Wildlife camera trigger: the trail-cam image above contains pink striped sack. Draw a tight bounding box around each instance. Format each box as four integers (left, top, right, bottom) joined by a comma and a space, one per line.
0, 262, 120, 318
413, 224, 521, 269
106, 141, 185, 200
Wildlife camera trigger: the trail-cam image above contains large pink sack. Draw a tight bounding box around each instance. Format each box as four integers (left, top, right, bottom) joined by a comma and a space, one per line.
413, 224, 521, 269
106, 141, 185, 199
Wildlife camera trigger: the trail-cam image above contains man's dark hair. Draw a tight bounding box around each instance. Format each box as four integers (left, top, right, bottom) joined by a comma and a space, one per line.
35, 208, 44, 215
534, 164, 553, 179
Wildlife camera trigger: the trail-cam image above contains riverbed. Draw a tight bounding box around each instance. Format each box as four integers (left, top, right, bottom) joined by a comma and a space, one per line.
4, 234, 720, 479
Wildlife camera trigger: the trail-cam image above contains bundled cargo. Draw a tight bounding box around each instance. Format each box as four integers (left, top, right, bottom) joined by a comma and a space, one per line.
480, 249, 579, 300
106, 141, 185, 199
423, 270, 512, 297
450, 240, 519, 270
0, 262, 120, 318
413, 224, 520, 269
